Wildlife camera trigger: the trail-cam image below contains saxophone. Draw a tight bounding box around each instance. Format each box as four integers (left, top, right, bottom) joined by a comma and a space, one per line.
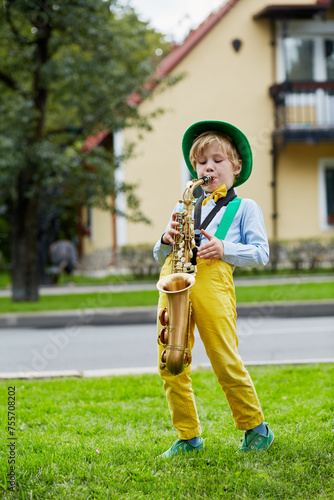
157, 176, 212, 375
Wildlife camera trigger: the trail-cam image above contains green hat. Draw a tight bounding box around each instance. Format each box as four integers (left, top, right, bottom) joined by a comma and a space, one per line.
181, 120, 253, 187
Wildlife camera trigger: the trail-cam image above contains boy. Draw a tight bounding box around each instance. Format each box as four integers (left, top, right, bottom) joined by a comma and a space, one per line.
153, 120, 274, 457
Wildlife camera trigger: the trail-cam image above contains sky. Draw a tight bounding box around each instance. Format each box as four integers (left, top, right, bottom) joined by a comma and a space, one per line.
121, 0, 227, 43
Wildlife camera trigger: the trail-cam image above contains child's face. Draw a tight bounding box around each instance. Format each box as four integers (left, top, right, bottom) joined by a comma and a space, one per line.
195, 142, 242, 192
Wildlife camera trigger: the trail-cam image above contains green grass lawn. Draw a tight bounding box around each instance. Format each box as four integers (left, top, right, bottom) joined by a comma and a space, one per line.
0, 290, 159, 313
0, 364, 333, 499
0, 281, 333, 313
0, 272, 160, 289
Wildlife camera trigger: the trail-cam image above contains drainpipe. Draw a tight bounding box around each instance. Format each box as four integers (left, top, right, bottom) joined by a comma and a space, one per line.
270, 17, 278, 243
270, 19, 276, 83
77, 206, 83, 259
271, 138, 278, 241
110, 197, 117, 266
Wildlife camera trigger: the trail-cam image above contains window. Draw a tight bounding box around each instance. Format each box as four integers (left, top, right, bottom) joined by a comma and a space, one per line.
325, 167, 334, 225
282, 36, 334, 81
283, 38, 314, 81
277, 20, 334, 82
318, 160, 334, 230
325, 39, 334, 81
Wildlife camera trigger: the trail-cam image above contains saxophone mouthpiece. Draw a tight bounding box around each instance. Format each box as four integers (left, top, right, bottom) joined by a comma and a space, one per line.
201, 176, 213, 185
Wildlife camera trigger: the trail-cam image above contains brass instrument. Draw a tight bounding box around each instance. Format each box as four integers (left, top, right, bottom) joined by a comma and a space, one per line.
157, 176, 212, 375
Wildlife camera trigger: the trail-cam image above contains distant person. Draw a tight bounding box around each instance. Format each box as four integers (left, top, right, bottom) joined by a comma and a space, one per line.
154, 120, 274, 457
49, 240, 77, 275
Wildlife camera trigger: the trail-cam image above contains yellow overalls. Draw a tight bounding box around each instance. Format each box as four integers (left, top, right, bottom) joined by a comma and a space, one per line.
157, 254, 264, 440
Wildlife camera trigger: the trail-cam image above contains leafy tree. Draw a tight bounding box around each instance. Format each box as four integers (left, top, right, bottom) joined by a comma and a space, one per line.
0, 0, 171, 301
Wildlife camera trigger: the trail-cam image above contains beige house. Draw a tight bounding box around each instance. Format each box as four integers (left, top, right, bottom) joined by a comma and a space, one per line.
82, 0, 334, 266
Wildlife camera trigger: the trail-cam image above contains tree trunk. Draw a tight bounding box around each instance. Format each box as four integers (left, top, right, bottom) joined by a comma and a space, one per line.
9, 180, 40, 302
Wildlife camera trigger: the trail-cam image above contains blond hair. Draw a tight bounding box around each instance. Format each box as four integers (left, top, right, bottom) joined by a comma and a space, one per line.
189, 131, 241, 174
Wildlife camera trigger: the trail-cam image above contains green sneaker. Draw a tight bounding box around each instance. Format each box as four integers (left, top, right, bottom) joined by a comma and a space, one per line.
158, 438, 204, 458
239, 423, 274, 453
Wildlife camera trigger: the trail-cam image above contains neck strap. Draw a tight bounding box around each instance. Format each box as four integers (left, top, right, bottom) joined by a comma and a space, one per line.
193, 187, 237, 246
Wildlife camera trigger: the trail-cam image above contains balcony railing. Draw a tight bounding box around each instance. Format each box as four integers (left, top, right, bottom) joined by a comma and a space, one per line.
269, 81, 334, 143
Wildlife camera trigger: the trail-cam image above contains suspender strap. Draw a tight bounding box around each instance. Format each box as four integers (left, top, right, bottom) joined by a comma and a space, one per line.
193, 193, 205, 246
214, 197, 242, 240
193, 187, 237, 246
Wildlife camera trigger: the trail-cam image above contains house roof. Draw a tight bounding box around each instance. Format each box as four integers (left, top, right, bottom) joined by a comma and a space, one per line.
85, 1, 240, 144
128, 0, 240, 105
254, 0, 332, 19
82, 129, 111, 153
154, 0, 240, 80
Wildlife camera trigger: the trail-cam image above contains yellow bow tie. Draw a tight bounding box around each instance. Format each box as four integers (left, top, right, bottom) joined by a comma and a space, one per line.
202, 184, 227, 206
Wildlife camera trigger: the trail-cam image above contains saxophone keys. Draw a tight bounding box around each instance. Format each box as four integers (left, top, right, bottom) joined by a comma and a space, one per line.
158, 307, 169, 326
161, 350, 167, 364
184, 351, 192, 367
159, 328, 168, 345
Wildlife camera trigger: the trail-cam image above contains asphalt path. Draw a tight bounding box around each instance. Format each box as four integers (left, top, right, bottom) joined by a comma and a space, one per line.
1, 316, 333, 377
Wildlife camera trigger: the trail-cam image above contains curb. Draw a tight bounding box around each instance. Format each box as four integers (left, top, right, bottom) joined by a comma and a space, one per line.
0, 301, 333, 329
1, 358, 334, 380
236, 300, 334, 318
0, 306, 157, 329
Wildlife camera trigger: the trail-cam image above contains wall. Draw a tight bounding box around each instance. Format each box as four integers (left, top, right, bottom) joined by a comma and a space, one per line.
277, 143, 334, 240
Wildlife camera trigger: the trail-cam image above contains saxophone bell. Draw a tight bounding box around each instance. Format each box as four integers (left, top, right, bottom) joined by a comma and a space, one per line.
157, 273, 195, 375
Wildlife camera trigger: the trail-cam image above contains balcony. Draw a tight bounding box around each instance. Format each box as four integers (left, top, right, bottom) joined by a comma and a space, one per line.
269, 81, 334, 146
